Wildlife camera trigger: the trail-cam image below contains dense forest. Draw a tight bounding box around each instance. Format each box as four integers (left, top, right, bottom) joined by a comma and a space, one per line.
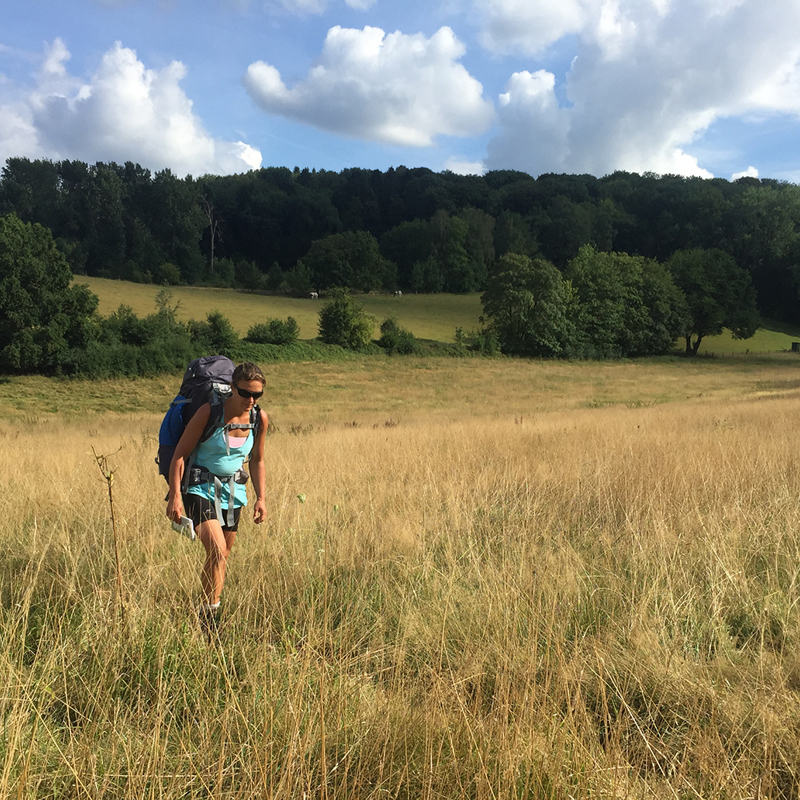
1, 157, 799, 324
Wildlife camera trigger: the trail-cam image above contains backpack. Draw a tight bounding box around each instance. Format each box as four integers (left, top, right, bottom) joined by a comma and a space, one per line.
157, 355, 259, 483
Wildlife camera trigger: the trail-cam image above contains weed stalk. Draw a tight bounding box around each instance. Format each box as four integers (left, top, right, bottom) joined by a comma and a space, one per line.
92, 446, 125, 613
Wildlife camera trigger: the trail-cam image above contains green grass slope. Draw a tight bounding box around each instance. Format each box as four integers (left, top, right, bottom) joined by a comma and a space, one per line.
75, 276, 800, 352
75, 277, 482, 342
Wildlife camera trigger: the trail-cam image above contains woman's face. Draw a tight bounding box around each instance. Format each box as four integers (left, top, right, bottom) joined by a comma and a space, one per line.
232, 379, 264, 412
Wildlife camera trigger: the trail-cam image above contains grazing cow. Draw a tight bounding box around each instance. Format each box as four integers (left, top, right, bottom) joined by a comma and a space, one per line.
310, 291, 319, 299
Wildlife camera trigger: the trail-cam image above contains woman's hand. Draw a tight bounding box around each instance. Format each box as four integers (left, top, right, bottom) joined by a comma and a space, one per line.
166, 494, 184, 524
253, 498, 267, 525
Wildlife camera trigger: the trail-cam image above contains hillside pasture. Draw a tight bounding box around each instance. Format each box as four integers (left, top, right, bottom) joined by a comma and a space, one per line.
75, 276, 482, 342
75, 276, 800, 354
3, 355, 800, 798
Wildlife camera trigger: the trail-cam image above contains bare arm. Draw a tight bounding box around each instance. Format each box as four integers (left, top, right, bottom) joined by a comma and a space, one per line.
166, 404, 211, 522
250, 409, 269, 524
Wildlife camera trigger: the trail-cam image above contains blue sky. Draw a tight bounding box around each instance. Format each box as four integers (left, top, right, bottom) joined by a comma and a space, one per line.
2, 0, 800, 181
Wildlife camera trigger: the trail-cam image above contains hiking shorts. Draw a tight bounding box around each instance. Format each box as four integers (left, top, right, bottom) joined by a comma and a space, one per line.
183, 493, 242, 532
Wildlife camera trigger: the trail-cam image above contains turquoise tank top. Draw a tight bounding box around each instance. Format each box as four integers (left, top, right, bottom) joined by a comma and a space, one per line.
186, 425, 254, 507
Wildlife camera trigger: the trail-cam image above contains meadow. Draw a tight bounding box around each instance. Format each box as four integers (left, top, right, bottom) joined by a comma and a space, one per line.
76, 277, 483, 343
3, 353, 800, 798
75, 276, 800, 354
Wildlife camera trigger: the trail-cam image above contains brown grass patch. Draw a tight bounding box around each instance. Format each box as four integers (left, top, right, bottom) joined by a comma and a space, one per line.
3, 356, 800, 797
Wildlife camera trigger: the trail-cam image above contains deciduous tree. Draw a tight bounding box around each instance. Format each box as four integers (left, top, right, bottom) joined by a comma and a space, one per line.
481, 253, 576, 357
566, 246, 686, 357
667, 248, 759, 355
0, 213, 99, 373
303, 230, 391, 292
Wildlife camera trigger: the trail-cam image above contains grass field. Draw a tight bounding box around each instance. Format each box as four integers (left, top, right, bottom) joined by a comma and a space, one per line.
75, 275, 800, 354
3, 354, 800, 798
75, 276, 483, 342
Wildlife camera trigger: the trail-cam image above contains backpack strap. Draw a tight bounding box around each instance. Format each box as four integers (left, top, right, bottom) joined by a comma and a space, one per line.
216, 474, 237, 529
182, 400, 226, 494
200, 397, 226, 443
219, 404, 261, 455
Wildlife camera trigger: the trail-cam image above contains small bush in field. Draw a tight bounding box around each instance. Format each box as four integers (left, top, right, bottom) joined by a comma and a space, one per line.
378, 317, 420, 355
468, 327, 500, 356
188, 310, 238, 353
247, 317, 300, 346
318, 288, 375, 350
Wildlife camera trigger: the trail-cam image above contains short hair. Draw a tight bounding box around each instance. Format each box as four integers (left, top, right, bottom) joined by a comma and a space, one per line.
232, 362, 265, 386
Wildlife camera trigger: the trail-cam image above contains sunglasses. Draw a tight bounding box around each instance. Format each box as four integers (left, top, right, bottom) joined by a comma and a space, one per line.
235, 385, 263, 400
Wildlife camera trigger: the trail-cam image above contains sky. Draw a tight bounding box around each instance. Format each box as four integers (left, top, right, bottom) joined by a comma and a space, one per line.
2, 0, 800, 182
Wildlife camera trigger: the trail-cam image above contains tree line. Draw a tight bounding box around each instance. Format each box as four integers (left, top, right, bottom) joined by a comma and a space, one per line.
1, 157, 799, 324
0, 210, 760, 378
482, 248, 759, 359
0, 213, 456, 377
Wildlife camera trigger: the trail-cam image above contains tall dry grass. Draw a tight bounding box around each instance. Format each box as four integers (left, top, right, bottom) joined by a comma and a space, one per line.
3, 364, 800, 798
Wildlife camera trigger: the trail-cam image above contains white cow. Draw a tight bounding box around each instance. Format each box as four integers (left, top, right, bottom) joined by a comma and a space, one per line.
310, 291, 319, 299
394, 290, 402, 298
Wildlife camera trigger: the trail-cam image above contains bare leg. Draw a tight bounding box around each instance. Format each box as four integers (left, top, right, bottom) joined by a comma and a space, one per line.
217, 528, 237, 600
198, 519, 230, 605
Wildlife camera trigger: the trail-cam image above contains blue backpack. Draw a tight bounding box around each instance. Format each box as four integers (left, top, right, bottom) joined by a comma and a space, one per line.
156, 355, 236, 482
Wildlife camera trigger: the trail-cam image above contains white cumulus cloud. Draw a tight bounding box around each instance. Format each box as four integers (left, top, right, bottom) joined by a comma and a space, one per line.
0, 39, 261, 176
732, 165, 759, 180
0, 105, 42, 162
244, 25, 494, 147
483, 0, 800, 177
444, 157, 485, 175
476, 0, 597, 56
488, 70, 570, 175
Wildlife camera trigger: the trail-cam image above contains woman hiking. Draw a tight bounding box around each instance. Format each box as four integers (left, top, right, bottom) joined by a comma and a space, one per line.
166, 361, 268, 630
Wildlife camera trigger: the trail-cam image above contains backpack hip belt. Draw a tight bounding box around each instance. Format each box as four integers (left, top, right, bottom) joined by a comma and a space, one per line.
185, 465, 250, 529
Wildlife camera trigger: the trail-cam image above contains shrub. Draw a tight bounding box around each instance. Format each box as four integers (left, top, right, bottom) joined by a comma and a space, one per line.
378, 317, 420, 355
234, 259, 264, 291
152, 261, 181, 285
246, 317, 300, 346
188, 310, 239, 354
70, 291, 198, 377
204, 258, 236, 288
468, 328, 500, 356
318, 288, 375, 350
264, 262, 285, 291
101, 291, 190, 349
284, 261, 314, 297
65, 338, 196, 377
101, 305, 151, 346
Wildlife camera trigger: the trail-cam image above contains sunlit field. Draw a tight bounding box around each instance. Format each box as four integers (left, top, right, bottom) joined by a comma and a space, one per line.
74, 275, 800, 354
3, 355, 800, 798
75, 276, 483, 342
